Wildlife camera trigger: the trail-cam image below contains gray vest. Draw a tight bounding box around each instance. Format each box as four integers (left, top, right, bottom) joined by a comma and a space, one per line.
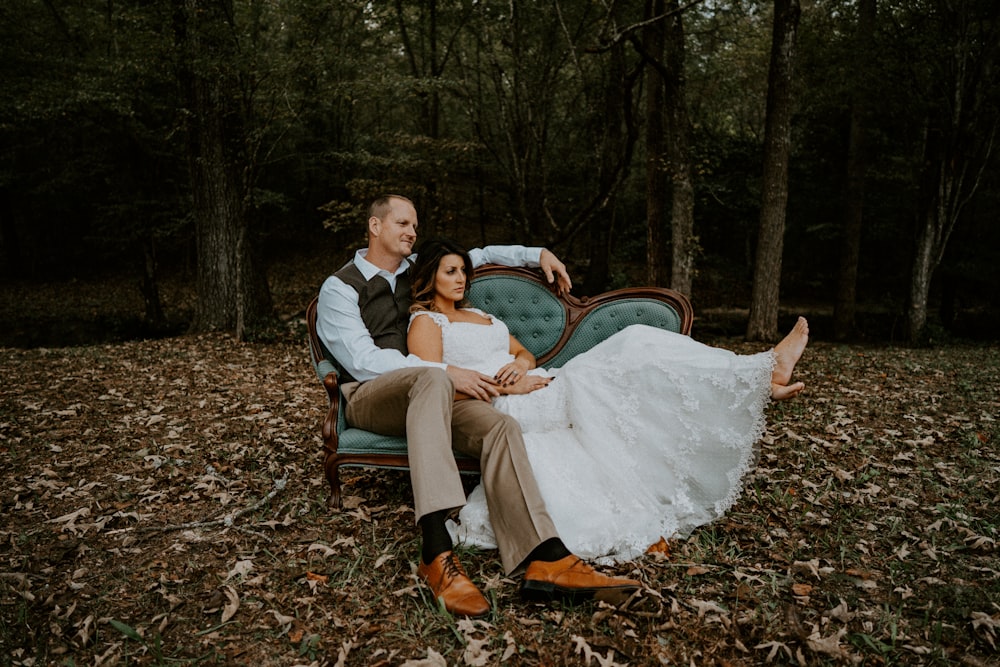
332, 260, 413, 384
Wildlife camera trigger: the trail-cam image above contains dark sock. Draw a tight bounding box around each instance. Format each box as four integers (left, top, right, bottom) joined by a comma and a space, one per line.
525, 537, 572, 565
419, 510, 453, 565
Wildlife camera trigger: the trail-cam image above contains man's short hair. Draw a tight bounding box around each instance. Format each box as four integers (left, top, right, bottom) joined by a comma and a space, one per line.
368, 194, 413, 221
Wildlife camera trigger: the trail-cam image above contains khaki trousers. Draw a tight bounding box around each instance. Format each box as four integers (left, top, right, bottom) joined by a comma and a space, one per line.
343, 366, 559, 573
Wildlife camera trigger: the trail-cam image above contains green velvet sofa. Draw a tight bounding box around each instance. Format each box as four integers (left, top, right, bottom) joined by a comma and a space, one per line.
307, 264, 694, 508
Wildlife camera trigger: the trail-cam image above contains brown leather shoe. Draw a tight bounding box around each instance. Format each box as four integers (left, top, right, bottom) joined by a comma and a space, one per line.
521, 555, 640, 605
417, 551, 490, 618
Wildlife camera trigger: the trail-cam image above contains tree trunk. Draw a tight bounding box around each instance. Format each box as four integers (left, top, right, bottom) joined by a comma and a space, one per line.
903, 0, 998, 344
644, 0, 667, 287
907, 204, 937, 342
174, 0, 273, 338
583, 39, 630, 295
746, 0, 800, 342
0, 187, 23, 278
663, 0, 695, 297
140, 237, 166, 329
833, 0, 875, 341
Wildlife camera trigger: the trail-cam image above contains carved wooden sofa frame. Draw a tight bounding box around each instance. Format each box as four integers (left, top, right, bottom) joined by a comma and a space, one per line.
307, 264, 694, 508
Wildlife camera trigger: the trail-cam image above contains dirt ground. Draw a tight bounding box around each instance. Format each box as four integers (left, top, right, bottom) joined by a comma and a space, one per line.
2, 264, 999, 666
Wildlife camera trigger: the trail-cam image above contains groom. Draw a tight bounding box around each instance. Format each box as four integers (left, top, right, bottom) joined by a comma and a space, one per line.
316, 194, 640, 617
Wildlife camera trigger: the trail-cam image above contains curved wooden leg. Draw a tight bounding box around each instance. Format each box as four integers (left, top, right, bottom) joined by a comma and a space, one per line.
324, 453, 342, 510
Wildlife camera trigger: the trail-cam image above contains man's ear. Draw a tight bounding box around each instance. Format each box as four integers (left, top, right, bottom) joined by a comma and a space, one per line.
368, 216, 381, 238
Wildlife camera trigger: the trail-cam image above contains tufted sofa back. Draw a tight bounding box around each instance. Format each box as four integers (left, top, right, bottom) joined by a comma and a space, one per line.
468, 265, 693, 369
467, 272, 567, 361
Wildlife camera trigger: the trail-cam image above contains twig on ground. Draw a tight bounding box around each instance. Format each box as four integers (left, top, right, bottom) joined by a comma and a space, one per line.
131, 478, 288, 534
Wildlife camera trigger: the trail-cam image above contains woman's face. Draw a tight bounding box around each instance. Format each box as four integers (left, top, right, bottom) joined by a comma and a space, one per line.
433, 253, 467, 306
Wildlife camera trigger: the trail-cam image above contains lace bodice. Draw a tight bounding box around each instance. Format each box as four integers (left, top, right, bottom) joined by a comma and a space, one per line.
410, 309, 513, 376
409, 309, 567, 433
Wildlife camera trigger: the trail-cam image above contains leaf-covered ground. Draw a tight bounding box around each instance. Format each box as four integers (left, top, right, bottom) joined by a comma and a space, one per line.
2, 318, 999, 666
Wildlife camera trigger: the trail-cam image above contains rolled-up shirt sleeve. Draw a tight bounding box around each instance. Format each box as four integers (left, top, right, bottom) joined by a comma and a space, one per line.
470, 245, 542, 268
316, 275, 445, 383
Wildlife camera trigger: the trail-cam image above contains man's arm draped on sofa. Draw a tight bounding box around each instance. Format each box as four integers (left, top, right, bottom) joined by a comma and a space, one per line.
317, 245, 570, 389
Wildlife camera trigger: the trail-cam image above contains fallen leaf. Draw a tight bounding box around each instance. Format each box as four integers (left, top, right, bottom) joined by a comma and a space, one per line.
792, 559, 821, 579
304, 544, 335, 560
226, 559, 254, 581
791, 583, 813, 596
462, 637, 493, 666
501, 630, 517, 662
806, 627, 849, 659
270, 610, 295, 626
688, 598, 728, 618
755, 640, 792, 663
221, 585, 239, 623
400, 648, 447, 667
341, 495, 366, 509
336, 638, 357, 667
74, 614, 95, 647
49, 507, 90, 525
646, 536, 671, 556
824, 600, 854, 623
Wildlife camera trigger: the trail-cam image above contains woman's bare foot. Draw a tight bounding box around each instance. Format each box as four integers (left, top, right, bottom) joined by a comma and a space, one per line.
771, 381, 805, 401
771, 316, 809, 393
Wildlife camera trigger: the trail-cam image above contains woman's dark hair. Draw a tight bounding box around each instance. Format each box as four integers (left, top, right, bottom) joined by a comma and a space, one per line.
410, 237, 474, 313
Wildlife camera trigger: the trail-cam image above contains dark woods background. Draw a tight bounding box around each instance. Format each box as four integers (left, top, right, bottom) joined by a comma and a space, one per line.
1, 0, 998, 346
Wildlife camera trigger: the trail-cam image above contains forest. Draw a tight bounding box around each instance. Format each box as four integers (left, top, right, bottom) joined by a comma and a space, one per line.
3, 2, 1000, 666
2, 0, 998, 346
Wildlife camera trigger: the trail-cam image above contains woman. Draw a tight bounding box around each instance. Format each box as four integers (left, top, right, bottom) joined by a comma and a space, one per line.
407, 238, 810, 563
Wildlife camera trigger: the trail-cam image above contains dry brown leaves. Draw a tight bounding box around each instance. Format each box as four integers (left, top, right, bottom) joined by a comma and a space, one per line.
2, 334, 999, 666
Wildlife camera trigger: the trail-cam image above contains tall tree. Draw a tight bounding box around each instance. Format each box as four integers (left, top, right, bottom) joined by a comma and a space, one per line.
624, 0, 698, 292
903, 0, 999, 343
384, 0, 475, 220
458, 1, 639, 276
746, 0, 801, 341
172, 0, 273, 337
643, 0, 668, 287
662, 0, 696, 296
833, 0, 876, 340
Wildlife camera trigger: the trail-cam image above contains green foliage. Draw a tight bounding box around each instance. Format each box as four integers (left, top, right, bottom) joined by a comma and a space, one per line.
0, 0, 997, 335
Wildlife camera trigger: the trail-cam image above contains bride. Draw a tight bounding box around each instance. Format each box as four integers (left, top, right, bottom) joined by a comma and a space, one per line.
406, 238, 810, 563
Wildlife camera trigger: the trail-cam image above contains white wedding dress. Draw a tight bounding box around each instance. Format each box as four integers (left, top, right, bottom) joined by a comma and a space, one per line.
411, 309, 775, 564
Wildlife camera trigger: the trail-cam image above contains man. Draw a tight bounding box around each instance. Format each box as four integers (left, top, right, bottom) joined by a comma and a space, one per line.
316, 194, 640, 617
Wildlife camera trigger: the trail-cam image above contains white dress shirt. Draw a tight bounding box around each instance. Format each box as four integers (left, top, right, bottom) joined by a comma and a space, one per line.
316, 245, 543, 382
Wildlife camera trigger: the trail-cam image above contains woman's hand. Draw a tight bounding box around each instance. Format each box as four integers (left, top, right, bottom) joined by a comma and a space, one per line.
500, 374, 552, 395
494, 358, 532, 387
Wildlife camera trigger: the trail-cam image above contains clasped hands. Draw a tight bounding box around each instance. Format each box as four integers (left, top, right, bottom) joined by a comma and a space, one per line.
447, 362, 551, 401
444, 247, 567, 402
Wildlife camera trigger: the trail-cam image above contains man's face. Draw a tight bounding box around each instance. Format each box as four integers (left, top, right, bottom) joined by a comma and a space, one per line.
370, 198, 418, 260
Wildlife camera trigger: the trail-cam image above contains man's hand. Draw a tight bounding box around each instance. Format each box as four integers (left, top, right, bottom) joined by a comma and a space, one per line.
446, 366, 501, 401
539, 249, 572, 295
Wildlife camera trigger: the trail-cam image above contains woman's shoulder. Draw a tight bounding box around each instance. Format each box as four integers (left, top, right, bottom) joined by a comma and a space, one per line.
409, 310, 449, 327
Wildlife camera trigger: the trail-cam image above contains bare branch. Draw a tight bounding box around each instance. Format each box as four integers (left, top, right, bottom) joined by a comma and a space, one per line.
587, 0, 706, 53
